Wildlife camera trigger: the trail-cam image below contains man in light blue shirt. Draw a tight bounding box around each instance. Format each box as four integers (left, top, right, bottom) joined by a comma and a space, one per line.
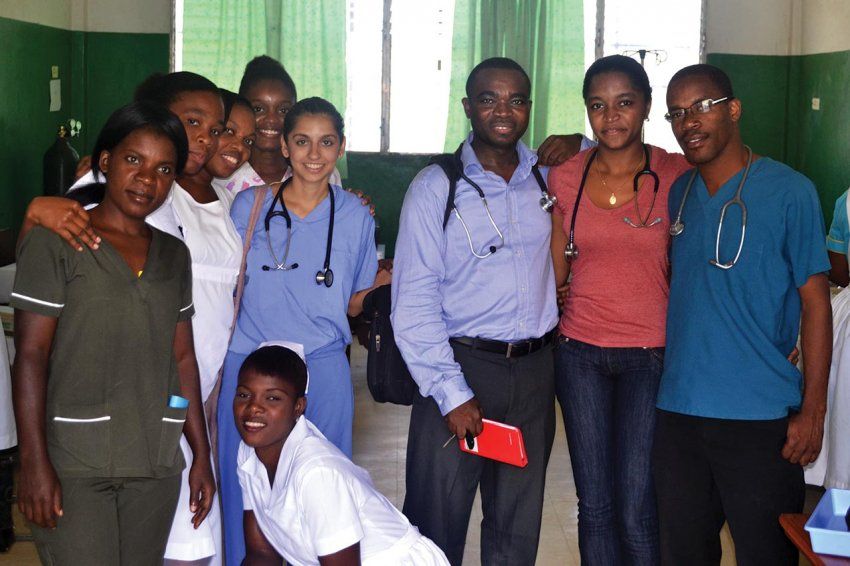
392, 57, 558, 565
655, 64, 832, 565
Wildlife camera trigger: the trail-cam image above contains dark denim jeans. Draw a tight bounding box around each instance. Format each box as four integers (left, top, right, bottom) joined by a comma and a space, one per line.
555, 337, 663, 566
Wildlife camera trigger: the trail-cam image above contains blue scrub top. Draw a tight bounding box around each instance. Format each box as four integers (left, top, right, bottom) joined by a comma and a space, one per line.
658, 157, 829, 420
827, 189, 850, 256
229, 185, 377, 356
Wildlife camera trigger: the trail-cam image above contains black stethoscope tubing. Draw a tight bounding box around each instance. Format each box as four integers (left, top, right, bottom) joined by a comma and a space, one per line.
565, 144, 658, 260
262, 177, 335, 287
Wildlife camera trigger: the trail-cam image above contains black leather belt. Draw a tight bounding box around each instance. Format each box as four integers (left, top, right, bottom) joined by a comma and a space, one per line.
450, 329, 556, 359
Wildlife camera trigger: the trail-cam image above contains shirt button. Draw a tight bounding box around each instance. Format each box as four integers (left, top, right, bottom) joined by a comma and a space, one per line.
520, 285, 527, 292
519, 321, 525, 328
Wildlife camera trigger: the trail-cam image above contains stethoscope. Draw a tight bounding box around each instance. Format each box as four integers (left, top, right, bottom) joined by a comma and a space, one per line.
451, 144, 557, 259
564, 144, 659, 260
454, 170, 505, 259
262, 177, 335, 287
669, 146, 753, 270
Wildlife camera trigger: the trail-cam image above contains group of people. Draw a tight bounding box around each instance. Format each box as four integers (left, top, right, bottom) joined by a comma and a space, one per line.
393, 55, 830, 566
6, 49, 832, 566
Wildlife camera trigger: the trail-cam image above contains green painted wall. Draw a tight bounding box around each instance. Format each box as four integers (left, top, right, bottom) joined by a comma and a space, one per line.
706, 53, 791, 163
343, 153, 433, 257
708, 51, 850, 227
785, 50, 850, 229
0, 15, 168, 235
74, 31, 170, 152
0, 16, 74, 233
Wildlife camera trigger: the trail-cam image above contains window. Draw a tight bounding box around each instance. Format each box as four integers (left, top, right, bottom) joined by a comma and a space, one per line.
175, 0, 704, 154
589, 0, 704, 153
346, 0, 454, 152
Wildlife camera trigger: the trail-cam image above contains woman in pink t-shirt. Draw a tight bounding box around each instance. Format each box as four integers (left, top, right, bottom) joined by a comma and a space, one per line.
548, 55, 690, 565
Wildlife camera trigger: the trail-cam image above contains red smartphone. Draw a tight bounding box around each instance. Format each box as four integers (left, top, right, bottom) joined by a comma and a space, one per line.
459, 418, 528, 468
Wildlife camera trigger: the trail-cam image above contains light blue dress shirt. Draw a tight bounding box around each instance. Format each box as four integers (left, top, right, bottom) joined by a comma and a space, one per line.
392, 134, 558, 415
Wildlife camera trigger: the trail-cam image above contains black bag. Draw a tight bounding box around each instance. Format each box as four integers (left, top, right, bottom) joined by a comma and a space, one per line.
362, 284, 418, 405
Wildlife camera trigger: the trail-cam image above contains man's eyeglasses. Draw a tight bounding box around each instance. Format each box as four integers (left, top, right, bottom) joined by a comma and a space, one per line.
664, 97, 731, 123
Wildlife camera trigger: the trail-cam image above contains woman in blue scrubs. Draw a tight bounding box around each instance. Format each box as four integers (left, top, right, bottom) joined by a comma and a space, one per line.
217, 97, 382, 565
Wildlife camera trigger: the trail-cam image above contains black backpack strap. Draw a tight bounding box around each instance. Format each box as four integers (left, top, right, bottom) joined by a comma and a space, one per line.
428, 143, 465, 231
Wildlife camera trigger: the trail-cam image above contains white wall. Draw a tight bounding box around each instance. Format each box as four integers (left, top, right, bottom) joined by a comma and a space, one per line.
0, 0, 170, 33
706, 0, 850, 56
0, 0, 71, 29
71, 0, 170, 33
799, 0, 850, 54
705, 0, 793, 56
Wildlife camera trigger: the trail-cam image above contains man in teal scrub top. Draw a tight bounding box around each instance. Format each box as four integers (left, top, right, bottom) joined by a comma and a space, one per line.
653, 64, 832, 566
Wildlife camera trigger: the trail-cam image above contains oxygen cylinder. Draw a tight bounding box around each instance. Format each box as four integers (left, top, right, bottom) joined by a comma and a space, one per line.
42, 125, 80, 196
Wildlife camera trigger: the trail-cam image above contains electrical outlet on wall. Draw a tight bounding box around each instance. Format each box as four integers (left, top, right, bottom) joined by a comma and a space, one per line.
812, 97, 821, 111
51, 65, 59, 79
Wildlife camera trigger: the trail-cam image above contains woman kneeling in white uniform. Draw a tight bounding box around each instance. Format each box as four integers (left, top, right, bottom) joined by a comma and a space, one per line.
234, 344, 448, 566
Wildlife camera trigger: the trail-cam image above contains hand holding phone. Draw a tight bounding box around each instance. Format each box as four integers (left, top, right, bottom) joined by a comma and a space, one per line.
459, 419, 528, 467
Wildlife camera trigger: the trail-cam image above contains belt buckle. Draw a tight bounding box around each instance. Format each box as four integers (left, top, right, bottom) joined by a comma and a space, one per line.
505, 343, 513, 358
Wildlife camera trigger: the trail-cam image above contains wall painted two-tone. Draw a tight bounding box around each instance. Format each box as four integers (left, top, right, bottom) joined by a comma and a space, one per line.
0, 0, 170, 234
705, 0, 850, 228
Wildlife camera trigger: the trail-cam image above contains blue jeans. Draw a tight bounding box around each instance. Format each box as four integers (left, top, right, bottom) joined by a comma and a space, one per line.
555, 337, 663, 566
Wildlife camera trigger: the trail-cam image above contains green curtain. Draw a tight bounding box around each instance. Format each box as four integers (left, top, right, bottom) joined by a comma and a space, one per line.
265, 0, 347, 176
181, 0, 267, 91
181, 0, 348, 175
443, 0, 586, 150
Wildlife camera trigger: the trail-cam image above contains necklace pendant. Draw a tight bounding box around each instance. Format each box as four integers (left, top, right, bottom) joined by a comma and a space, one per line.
609, 193, 617, 206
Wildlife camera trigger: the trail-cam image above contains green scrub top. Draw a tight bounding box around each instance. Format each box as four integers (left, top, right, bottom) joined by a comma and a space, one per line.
11, 226, 194, 478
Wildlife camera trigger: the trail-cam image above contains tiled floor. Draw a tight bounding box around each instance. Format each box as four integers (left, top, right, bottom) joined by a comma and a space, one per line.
1, 346, 816, 564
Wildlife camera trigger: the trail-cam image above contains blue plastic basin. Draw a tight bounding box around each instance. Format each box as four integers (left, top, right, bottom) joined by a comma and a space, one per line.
805, 489, 850, 557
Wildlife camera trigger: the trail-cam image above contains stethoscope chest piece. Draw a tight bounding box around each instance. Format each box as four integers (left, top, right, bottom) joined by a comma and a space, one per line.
564, 242, 579, 260
316, 268, 334, 288
669, 220, 684, 237
539, 193, 557, 213
264, 179, 337, 287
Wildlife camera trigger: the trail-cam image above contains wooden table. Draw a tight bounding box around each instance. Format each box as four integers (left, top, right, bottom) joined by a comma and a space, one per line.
780, 513, 850, 566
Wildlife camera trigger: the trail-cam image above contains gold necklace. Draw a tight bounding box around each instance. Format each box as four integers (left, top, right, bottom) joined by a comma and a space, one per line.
595, 154, 645, 206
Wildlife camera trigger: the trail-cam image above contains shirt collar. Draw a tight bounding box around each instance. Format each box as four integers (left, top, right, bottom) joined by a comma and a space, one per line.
459, 132, 538, 181
237, 416, 313, 504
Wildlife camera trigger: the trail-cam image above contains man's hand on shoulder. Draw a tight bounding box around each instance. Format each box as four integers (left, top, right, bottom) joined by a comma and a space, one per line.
537, 134, 584, 167
782, 406, 826, 466
445, 398, 484, 439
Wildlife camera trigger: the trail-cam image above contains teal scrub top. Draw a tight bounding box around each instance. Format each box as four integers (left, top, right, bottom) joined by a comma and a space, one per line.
658, 157, 830, 420
827, 190, 850, 256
